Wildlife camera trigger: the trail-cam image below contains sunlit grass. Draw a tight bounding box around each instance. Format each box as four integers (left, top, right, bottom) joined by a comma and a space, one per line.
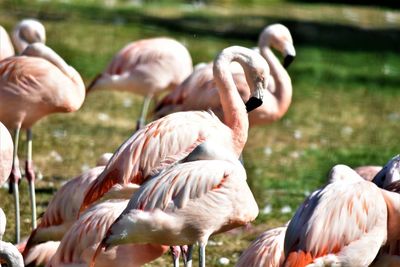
0, 1, 400, 266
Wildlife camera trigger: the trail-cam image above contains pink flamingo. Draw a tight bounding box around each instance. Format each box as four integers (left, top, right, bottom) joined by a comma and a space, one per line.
236, 226, 286, 267
0, 26, 14, 60
283, 164, 400, 267
48, 199, 168, 267
154, 23, 295, 127
79, 44, 268, 213
90, 45, 267, 267
0, 42, 85, 242
87, 37, 193, 129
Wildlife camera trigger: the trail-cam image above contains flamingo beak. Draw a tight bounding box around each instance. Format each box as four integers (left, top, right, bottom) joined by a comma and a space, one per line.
283, 55, 295, 69
245, 86, 264, 113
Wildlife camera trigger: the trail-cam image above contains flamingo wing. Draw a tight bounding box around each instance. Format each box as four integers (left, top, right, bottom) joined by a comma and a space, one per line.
81, 111, 232, 212
284, 177, 387, 267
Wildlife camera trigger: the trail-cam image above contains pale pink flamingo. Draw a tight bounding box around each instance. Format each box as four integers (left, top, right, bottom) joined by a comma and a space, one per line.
0, 42, 85, 242
0, 208, 24, 267
80, 44, 267, 215
236, 226, 286, 267
87, 37, 193, 129
0, 26, 15, 60
90, 46, 267, 267
21, 153, 138, 257
48, 199, 168, 267
154, 23, 295, 127
283, 164, 400, 267
12, 19, 46, 54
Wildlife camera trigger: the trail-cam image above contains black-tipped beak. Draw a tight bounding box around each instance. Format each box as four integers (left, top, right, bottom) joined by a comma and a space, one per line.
283, 55, 295, 69
245, 97, 263, 113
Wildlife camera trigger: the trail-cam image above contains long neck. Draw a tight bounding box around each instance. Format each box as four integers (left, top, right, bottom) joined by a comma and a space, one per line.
213, 53, 250, 156
260, 47, 293, 120
0, 241, 24, 267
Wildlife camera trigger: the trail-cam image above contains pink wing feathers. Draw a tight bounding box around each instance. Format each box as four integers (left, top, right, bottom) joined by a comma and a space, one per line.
284, 176, 387, 267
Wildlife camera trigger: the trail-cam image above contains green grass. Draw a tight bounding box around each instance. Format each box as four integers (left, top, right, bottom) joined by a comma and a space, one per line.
1, 1, 400, 266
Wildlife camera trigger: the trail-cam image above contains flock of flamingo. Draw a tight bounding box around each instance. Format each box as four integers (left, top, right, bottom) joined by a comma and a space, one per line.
0, 16, 399, 267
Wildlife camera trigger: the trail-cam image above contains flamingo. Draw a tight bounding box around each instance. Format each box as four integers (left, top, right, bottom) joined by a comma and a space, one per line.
282, 164, 400, 267
86, 37, 193, 129
90, 45, 267, 267
0, 42, 85, 242
79, 44, 267, 213
236, 226, 286, 267
0, 26, 14, 60
48, 199, 168, 267
154, 23, 295, 127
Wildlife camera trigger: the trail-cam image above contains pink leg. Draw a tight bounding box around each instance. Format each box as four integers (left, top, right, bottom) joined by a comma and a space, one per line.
170, 246, 181, 267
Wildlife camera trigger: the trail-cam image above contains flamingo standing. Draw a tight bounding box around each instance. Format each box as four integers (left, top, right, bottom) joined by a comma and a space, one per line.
87, 37, 193, 129
48, 199, 168, 267
0, 42, 85, 242
282, 164, 400, 267
154, 23, 295, 127
90, 46, 268, 267
79, 44, 267, 213
0, 26, 14, 60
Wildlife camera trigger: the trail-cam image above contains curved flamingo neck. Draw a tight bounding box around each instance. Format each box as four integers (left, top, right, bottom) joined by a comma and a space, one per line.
260, 46, 293, 120
213, 47, 269, 155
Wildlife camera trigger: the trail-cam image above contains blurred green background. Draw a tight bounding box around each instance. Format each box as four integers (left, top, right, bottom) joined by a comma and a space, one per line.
0, 0, 399, 266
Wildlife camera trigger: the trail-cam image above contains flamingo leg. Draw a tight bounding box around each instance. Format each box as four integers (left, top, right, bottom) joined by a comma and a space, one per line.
8, 127, 21, 243
25, 128, 37, 229
170, 246, 180, 267
199, 243, 206, 267
136, 95, 152, 130
182, 245, 193, 267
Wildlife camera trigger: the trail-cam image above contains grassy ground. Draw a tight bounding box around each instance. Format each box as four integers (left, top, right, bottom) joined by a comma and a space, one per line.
0, 1, 400, 266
